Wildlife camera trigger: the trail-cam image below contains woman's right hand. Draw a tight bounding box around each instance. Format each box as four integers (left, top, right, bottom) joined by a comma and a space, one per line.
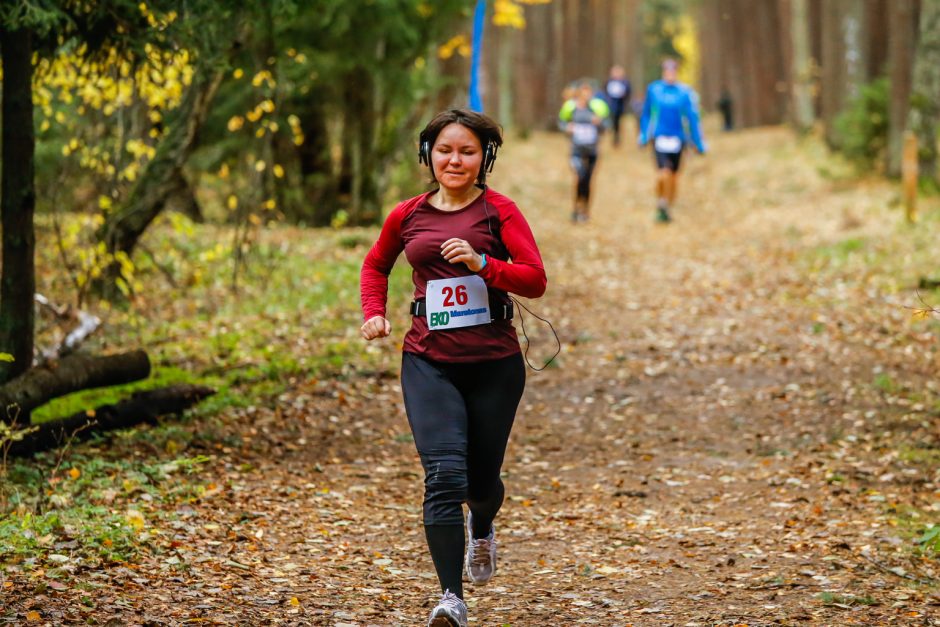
360, 316, 391, 341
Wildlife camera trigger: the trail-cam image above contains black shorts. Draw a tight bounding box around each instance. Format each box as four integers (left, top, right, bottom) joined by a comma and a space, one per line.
654, 148, 683, 172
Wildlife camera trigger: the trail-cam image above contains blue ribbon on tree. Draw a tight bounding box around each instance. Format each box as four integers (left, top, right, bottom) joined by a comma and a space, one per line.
468, 0, 486, 112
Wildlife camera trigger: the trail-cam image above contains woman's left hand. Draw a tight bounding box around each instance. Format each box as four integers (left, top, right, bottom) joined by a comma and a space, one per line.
441, 238, 484, 272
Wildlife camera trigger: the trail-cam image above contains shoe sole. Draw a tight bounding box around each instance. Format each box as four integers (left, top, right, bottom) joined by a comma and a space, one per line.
429, 617, 460, 627
466, 568, 495, 585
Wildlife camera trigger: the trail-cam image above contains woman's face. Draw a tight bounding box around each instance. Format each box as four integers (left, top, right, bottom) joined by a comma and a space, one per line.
430, 123, 484, 192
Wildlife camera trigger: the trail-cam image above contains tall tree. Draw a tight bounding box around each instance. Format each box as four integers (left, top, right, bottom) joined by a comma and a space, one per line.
99, 62, 228, 264
886, 0, 918, 177
908, 0, 940, 188
790, 0, 816, 133
821, 0, 867, 148
820, 1, 846, 147
0, 27, 37, 384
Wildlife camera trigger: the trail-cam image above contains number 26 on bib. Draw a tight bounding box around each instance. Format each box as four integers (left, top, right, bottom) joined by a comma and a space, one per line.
425, 275, 491, 331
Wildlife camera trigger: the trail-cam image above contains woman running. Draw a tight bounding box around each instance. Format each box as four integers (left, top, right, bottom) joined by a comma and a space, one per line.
360, 108, 547, 627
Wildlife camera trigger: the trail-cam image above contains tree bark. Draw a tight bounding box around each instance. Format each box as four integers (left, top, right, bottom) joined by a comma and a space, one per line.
790, 0, 816, 132
841, 0, 867, 102
294, 94, 335, 226
697, 1, 721, 112
338, 66, 381, 225
0, 350, 151, 426
497, 27, 515, 130
907, 0, 940, 188
98, 63, 225, 263
5, 384, 215, 458
887, 0, 918, 177
0, 28, 37, 385
820, 0, 846, 147
165, 170, 203, 223
865, 0, 891, 78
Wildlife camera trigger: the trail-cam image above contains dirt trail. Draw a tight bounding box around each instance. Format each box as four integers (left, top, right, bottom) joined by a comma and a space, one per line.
6, 125, 939, 626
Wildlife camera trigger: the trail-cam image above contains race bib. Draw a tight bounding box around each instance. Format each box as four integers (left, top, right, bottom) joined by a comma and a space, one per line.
571, 123, 599, 146
607, 81, 626, 98
654, 135, 683, 153
425, 275, 491, 331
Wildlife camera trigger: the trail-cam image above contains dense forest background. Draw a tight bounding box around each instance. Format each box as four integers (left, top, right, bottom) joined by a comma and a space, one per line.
1, 0, 938, 429
2, 2, 939, 623
484, 0, 935, 184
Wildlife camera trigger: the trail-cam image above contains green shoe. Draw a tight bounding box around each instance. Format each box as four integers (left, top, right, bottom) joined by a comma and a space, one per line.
655, 206, 671, 223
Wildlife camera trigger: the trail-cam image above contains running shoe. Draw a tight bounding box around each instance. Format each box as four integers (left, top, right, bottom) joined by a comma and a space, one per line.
465, 512, 497, 584
656, 205, 671, 223
427, 590, 468, 627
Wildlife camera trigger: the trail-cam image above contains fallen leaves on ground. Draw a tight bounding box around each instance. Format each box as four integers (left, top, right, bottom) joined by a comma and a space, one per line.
2, 125, 939, 625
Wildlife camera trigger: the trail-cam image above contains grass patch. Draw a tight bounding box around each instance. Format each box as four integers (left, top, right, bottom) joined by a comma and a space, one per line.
10, 216, 412, 569
873, 372, 898, 395
882, 502, 940, 561
917, 524, 940, 556
811, 237, 868, 265
897, 445, 940, 466
31, 366, 198, 424
818, 591, 878, 606
28, 216, 413, 428
0, 451, 213, 567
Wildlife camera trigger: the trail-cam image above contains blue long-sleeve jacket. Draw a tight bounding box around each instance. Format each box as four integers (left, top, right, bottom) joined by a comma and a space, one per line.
638, 80, 706, 153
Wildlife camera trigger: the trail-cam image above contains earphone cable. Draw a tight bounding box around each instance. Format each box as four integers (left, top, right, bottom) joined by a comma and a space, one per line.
510, 295, 560, 372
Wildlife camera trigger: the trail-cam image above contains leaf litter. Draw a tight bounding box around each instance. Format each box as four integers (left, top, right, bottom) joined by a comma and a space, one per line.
2, 125, 939, 625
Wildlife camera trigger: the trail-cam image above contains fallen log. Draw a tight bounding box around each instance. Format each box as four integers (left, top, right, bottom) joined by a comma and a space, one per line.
1, 350, 150, 424
4, 384, 215, 457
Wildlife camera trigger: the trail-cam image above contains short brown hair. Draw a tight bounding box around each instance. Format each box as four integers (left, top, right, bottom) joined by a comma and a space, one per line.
418, 109, 503, 184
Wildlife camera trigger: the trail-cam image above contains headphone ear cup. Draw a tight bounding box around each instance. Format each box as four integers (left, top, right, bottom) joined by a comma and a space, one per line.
418, 139, 430, 166
484, 142, 497, 173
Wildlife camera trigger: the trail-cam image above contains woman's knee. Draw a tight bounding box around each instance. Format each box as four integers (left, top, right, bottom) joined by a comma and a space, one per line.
421, 454, 468, 525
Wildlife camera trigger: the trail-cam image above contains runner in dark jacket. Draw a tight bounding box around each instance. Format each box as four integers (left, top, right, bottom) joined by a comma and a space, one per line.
605, 64, 632, 147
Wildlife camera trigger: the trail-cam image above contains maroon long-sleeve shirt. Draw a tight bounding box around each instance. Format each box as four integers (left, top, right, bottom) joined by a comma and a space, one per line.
360, 187, 546, 363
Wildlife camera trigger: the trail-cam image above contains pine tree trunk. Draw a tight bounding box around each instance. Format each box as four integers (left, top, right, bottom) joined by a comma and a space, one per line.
295, 96, 335, 226
865, 0, 890, 78
821, 0, 867, 148
0, 28, 36, 385
697, 1, 721, 113
631, 1, 646, 91
908, 0, 940, 188
791, 0, 816, 132
841, 0, 867, 102
338, 67, 381, 226
887, 0, 918, 177
497, 27, 514, 129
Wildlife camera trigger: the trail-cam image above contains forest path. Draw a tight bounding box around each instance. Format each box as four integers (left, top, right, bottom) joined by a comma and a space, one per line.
6, 124, 939, 626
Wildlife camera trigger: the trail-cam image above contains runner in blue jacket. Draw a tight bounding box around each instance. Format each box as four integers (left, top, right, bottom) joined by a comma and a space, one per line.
638, 58, 706, 223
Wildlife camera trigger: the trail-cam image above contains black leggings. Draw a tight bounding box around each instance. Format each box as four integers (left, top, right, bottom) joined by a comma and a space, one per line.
401, 351, 525, 596
402, 351, 525, 526
571, 152, 598, 200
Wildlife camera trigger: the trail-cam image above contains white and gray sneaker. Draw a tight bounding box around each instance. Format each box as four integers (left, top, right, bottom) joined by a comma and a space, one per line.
465, 512, 497, 584
427, 590, 468, 627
